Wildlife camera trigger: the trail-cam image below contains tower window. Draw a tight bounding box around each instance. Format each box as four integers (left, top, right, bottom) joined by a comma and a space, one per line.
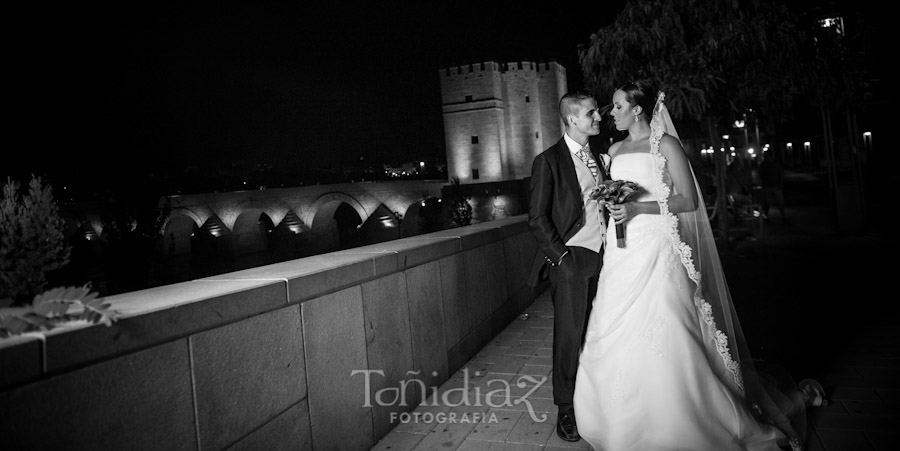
472, 169, 480, 180
465, 95, 473, 102
526, 95, 530, 103
471, 136, 479, 144
535, 131, 540, 139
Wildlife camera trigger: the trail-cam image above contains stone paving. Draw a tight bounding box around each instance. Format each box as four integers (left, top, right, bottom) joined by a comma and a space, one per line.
371, 173, 899, 451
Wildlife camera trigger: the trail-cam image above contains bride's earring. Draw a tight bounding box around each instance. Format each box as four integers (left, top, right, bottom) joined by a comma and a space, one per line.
634, 113, 640, 122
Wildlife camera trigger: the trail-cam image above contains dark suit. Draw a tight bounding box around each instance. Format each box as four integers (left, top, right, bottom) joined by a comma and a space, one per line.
528, 136, 607, 413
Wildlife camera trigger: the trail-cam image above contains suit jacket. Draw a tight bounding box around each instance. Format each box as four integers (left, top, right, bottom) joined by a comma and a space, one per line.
527, 137, 608, 285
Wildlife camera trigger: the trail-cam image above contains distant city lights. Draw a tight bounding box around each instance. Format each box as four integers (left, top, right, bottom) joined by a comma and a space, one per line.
819, 16, 844, 36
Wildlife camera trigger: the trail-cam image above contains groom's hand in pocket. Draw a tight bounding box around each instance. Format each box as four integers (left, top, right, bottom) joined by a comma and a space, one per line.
557, 250, 576, 275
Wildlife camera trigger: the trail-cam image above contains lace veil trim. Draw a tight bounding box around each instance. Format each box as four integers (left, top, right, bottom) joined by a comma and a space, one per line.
648, 93, 744, 392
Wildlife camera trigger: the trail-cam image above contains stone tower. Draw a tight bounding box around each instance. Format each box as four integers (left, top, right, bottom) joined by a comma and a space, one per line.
439, 61, 567, 184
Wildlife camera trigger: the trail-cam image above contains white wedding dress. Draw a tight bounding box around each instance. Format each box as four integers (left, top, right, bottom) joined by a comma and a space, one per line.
573, 144, 798, 450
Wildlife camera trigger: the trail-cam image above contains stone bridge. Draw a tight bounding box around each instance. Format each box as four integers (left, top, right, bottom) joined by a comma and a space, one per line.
63, 181, 448, 278
161, 180, 446, 258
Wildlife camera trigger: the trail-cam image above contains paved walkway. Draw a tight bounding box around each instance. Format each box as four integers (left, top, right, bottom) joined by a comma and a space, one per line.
371, 172, 899, 451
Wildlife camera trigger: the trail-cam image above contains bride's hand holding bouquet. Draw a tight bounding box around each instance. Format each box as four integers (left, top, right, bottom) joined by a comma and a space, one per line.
590, 180, 642, 248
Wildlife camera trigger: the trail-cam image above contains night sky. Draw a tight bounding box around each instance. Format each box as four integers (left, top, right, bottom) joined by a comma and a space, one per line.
8, 0, 890, 193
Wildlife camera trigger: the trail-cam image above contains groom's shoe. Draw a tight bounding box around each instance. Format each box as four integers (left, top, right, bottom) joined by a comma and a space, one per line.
556, 411, 580, 442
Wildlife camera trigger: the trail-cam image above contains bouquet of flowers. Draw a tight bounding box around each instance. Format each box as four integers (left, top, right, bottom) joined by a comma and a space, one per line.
590, 179, 642, 248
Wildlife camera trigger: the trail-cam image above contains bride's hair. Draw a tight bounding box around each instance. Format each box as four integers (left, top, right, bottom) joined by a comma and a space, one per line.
615, 80, 659, 122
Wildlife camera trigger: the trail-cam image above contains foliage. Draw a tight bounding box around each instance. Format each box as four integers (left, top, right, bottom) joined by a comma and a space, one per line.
576, 0, 876, 243
579, 0, 809, 132
0, 175, 71, 305
0, 285, 119, 338
796, 10, 873, 113
444, 177, 473, 227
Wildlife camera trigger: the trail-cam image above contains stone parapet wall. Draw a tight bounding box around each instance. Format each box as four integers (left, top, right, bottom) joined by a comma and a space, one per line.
0, 215, 539, 451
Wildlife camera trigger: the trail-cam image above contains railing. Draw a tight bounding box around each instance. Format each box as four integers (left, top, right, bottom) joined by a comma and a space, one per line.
0, 215, 539, 451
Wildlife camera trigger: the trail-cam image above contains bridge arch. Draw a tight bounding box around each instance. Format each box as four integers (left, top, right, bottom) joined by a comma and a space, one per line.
399, 196, 445, 237
231, 209, 272, 257
306, 192, 368, 253
162, 207, 205, 232
160, 212, 201, 257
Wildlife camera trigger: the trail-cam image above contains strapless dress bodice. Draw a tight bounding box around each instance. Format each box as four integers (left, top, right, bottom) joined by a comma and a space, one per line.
610, 151, 659, 203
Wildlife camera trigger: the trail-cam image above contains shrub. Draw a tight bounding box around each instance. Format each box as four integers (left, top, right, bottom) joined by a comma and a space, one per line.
0, 175, 71, 305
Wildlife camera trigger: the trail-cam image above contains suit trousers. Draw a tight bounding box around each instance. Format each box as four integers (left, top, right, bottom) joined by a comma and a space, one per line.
548, 245, 602, 413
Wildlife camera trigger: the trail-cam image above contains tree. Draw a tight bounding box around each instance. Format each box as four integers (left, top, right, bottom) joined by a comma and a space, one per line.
794, 8, 872, 231
443, 177, 473, 228
0, 175, 71, 305
578, 0, 810, 242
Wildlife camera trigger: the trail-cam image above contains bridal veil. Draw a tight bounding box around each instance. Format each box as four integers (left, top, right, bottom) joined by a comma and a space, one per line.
652, 93, 807, 449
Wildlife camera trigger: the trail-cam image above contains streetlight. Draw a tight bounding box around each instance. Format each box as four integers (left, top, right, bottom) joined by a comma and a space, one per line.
863, 131, 872, 155
734, 115, 749, 155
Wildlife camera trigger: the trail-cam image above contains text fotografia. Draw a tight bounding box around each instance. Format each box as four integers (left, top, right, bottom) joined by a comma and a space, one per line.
351, 369, 549, 422
391, 411, 499, 424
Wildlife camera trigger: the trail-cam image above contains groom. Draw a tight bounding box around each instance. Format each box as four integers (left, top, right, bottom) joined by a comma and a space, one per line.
527, 91, 607, 442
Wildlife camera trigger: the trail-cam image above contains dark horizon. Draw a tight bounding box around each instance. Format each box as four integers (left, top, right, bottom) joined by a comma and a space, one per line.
10, 2, 623, 183
7, 1, 891, 197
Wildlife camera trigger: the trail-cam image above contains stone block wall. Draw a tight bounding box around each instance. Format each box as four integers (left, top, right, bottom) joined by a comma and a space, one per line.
0, 215, 538, 451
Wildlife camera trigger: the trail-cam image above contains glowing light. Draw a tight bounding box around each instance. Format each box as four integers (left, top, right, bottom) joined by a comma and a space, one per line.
819, 16, 844, 36
722, 134, 730, 140
863, 132, 871, 137
378, 215, 396, 228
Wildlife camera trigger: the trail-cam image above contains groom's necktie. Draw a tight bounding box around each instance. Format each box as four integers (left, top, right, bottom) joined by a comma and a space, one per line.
577, 145, 599, 180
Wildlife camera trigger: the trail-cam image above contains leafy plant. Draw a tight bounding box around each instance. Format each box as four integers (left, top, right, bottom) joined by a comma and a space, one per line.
0, 175, 71, 305
444, 177, 473, 228
0, 285, 119, 338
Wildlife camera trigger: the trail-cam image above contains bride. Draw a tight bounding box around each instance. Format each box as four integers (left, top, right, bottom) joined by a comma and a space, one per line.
573, 80, 810, 451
